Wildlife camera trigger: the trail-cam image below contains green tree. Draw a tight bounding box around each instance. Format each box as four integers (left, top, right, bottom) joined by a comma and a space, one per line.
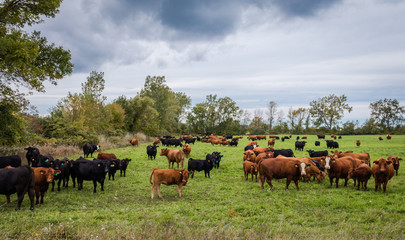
369, 98, 405, 132
309, 94, 353, 130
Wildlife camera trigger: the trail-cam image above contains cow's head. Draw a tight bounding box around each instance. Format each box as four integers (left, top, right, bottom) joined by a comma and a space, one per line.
180, 170, 191, 185
373, 157, 392, 173
330, 150, 340, 158
40, 168, 61, 183
324, 156, 336, 170
251, 163, 258, 174
160, 148, 169, 156
244, 150, 255, 161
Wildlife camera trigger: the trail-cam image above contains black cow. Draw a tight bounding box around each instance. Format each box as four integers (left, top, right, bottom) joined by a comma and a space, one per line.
244, 145, 254, 151
119, 158, 131, 177
83, 144, 100, 158
317, 135, 325, 139
225, 135, 233, 139
0, 155, 22, 168
230, 140, 238, 147
184, 138, 196, 144
315, 141, 320, 146
24, 146, 40, 166
295, 141, 306, 151
166, 139, 183, 147
146, 145, 159, 160
106, 159, 119, 181
307, 150, 328, 158
333, 142, 339, 148
38, 154, 54, 168
0, 165, 35, 210
270, 149, 294, 158
51, 158, 70, 191
73, 157, 108, 193
207, 152, 223, 168
326, 140, 339, 149
188, 158, 214, 178
311, 159, 325, 171
296, 136, 300, 140
275, 136, 280, 140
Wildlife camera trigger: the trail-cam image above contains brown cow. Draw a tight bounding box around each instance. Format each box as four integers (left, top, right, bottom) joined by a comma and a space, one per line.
149, 168, 191, 199
97, 152, 117, 160
160, 148, 185, 169
276, 156, 325, 183
243, 161, 259, 182
331, 150, 370, 166
371, 157, 395, 193
253, 147, 273, 156
387, 134, 391, 140
258, 158, 308, 190
267, 139, 275, 147
210, 139, 222, 145
324, 156, 356, 188
356, 140, 361, 147
32, 167, 61, 205
348, 163, 372, 190
248, 141, 258, 146
256, 135, 267, 140
247, 136, 257, 141
182, 144, 191, 158
243, 150, 256, 163
388, 155, 402, 176
255, 151, 274, 164
129, 139, 139, 146
302, 136, 307, 139
269, 135, 276, 139
153, 139, 161, 146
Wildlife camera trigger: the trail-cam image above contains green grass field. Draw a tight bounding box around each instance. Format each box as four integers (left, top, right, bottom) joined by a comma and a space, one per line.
1, 135, 405, 239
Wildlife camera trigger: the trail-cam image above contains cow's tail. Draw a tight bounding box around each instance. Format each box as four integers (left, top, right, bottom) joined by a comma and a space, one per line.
149, 168, 156, 185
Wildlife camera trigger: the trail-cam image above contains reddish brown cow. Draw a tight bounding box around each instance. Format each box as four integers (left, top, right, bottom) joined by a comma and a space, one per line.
129, 139, 139, 146
243, 161, 259, 182
324, 156, 356, 188
388, 155, 402, 176
276, 156, 325, 183
331, 150, 370, 166
386, 134, 392, 140
153, 139, 161, 146
253, 147, 273, 156
356, 140, 361, 147
371, 157, 395, 193
248, 141, 258, 146
256, 135, 267, 140
243, 150, 256, 163
247, 136, 257, 141
149, 168, 191, 199
348, 163, 372, 190
97, 152, 117, 160
269, 135, 276, 139
32, 167, 60, 205
160, 148, 185, 169
182, 144, 191, 158
255, 151, 274, 164
258, 158, 309, 190
302, 136, 307, 139
210, 139, 222, 145
267, 139, 275, 147
378, 136, 383, 141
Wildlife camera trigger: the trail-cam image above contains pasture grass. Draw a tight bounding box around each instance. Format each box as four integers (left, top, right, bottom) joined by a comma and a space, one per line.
1, 135, 405, 239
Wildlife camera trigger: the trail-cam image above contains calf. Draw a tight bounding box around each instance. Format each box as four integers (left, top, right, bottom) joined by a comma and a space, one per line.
243, 161, 258, 182
188, 158, 214, 178
147, 145, 159, 160
388, 155, 401, 176
372, 157, 395, 193
182, 144, 191, 158
0, 166, 35, 210
106, 159, 119, 180
83, 144, 100, 158
119, 158, 131, 177
378, 136, 383, 141
160, 148, 185, 168
267, 139, 275, 147
243, 150, 256, 163
24, 146, 40, 166
32, 167, 61, 205
149, 168, 191, 199
348, 163, 372, 190
51, 158, 70, 191
0, 155, 22, 168
73, 158, 108, 193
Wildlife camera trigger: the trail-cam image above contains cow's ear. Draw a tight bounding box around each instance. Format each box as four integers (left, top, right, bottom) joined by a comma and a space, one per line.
387, 160, 393, 165
373, 160, 379, 164
399, 158, 402, 161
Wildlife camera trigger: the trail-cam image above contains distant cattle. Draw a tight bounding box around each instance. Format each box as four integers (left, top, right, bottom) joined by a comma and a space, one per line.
166, 139, 183, 147
295, 141, 306, 151
97, 152, 117, 160
0, 165, 35, 210
243, 161, 258, 182
229, 140, 238, 147
248, 141, 258, 147
182, 144, 191, 158
73, 158, 108, 193
119, 158, 131, 177
302, 136, 307, 139
0, 155, 22, 169
147, 145, 159, 160
83, 144, 100, 158
388, 155, 402, 176
160, 148, 185, 169
25, 146, 40, 166
268, 139, 275, 147
129, 139, 139, 146
33, 167, 60, 205
258, 158, 308, 190
372, 157, 395, 193
184, 138, 196, 145
307, 150, 328, 158
356, 140, 361, 147
269, 149, 294, 158
326, 140, 339, 149
348, 163, 372, 190
317, 135, 325, 139
149, 168, 191, 199
386, 134, 391, 140
256, 135, 267, 140
188, 158, 214, 178
379, 136, 383, 141
315, 141, 320, 146
153, 139, 161, 146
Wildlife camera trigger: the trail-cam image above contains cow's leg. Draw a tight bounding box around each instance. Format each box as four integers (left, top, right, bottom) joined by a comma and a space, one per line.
58, 178, 62, 191
244, 171, 248, 181
374, 178, 378, 192
93, 180, 97, 193
35, 190, 40, 205
157, 185, 162, 198
251, 172, 254, 182
40, 191, 45, 204
259, 175, 265, 189
100, 179, 105, 191
357, 181, 360, 190
28, 187, 34, 210
329, 176, 333, 187
151, 185, 155, 199
383, 181, 387, 193
255, 174, 258, 182
266, 177, 274, 190
335, 177, 339, 188
294, 179, 299, 190
285, 178, 291, 190
344, 178, 348, 187
178, 185, 183, 198
364, 180, 368, 190
15, 191, 25, 210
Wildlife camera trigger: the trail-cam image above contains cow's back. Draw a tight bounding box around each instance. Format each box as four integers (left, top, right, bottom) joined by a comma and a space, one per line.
259, 158, 300, 179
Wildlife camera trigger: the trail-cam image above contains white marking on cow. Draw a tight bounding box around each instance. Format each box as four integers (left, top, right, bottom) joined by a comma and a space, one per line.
96, 145, 100, 150
325, 156, 331, 169
300, 162, 307, 175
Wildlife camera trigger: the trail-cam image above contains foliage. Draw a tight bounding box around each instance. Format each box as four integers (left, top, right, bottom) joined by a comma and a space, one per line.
369, 98, 405, 132
266, 101, 278, 131
309, 94, 353, 130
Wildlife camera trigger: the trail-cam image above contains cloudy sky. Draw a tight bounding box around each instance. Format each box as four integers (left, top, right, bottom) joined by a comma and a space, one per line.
27, 0, 405, 122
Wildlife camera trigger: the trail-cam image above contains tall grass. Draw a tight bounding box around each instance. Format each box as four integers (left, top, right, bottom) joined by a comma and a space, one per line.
1, 135, 404, 239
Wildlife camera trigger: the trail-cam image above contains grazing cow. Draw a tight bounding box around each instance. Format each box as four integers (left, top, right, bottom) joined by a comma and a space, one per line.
160, 148, 185, 169
388, 155, 402, 176
83, 144, 100, 158
317, 135, 325, 139
302, 136, 307, 139
188, 158, 214, 178
356, 140, 361, 147
295, 141, 306, 151
256, 135, 267, 140
269, 135, 276, 139
182, 144, 191, 157
184, 138, 196, 145
147, 145, 159, 160
150, 168, 191, 199
326, 140, 339, 149
243, 161, 258, 182
311, 159, 325, 171
153, 139, 161, 146
105, 159, 119, 181
247, 136, 257, 141
378, 136, 383, 141
119, 158, 131, 177
348, 163, 372, 190
24, 146, 40, 166
298, 158, 325, 183
129, 139, 139, 146
166, 139, 183, 147
307, 150, 328, 158
258, 158, 308, 190
371, 157, 395, 193
315, 141, 320, 146
268, 139, 275, 147
0, 166, 35, 210
73, 158, 108, 193
0, 155, 22, 168
270, 149, 294, 158
32, 167, 61, 205
331, 150, 371, 166
311, 156, 327, 168
243, 150, 256, 163
386, 134, 391, 140
229, 140, 238, 147
97, 152, 117, 160
324, 156, 356, 188
51, 158, 70, 191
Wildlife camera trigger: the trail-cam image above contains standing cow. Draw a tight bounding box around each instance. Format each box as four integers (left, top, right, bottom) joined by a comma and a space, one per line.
32, 167, 61, 205
83, 144, 100, 158
149, 168, 191, 199
372, 157, 395, 193
160, 148, 185, 169
147, 145, 159, 160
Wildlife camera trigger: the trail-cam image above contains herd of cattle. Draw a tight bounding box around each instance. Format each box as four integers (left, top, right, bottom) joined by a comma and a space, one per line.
0, 133, 401, 209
